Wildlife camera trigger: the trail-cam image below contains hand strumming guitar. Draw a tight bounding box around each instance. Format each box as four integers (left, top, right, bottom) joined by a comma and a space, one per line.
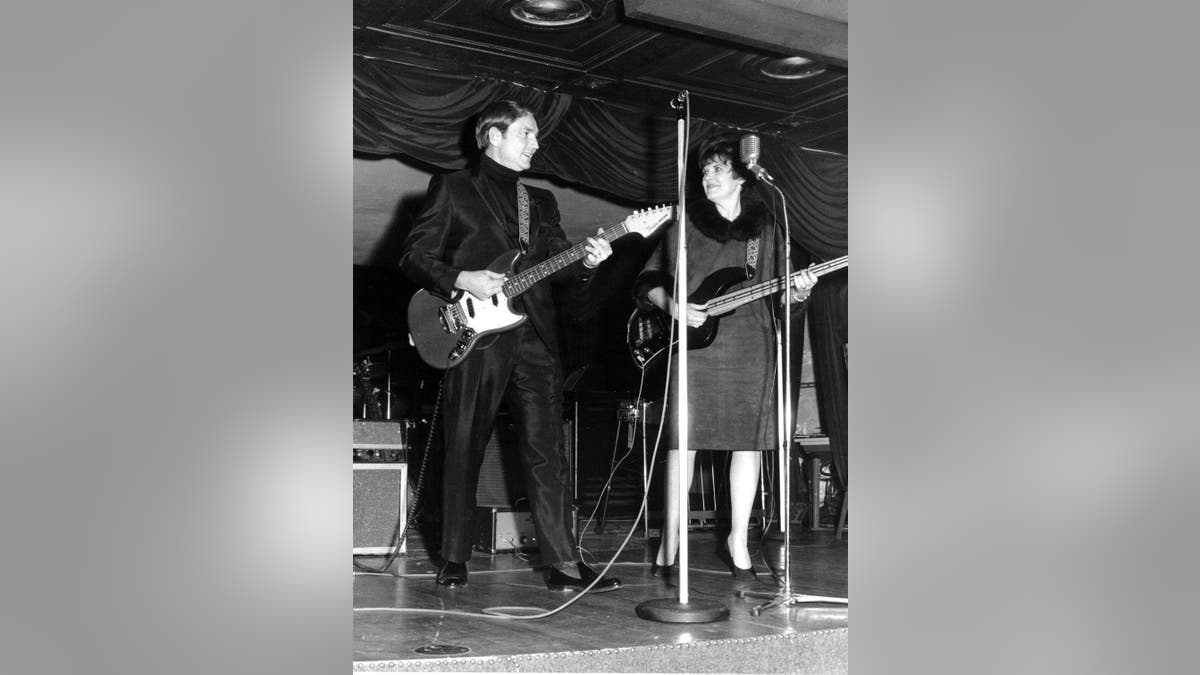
672, 299, 709, 329
455, 269, 506, 300
647, 287, 708, 329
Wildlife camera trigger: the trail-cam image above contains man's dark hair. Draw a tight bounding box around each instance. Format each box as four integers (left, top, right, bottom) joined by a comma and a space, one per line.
474, 100, 536, 150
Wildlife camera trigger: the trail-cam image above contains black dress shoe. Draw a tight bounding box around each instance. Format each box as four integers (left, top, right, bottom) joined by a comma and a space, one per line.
436, 561, 468, 587
730, 563, 759, 581
545, 564, 622, 593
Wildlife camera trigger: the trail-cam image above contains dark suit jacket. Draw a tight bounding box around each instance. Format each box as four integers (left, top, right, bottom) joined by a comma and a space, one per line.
398, 165, 593, 354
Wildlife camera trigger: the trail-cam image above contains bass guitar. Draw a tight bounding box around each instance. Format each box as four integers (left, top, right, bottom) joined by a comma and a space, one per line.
408, 204, 674, 369
626, 255, 848, 369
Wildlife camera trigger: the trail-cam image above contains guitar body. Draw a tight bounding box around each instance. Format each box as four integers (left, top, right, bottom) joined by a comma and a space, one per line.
407, 251, 526, 369
626, 266, 747, 369
683, 266, 752, 347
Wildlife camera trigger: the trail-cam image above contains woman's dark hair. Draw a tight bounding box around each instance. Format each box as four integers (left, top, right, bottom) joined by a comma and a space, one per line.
696, 135, 756, 184
474, 99, 536, 150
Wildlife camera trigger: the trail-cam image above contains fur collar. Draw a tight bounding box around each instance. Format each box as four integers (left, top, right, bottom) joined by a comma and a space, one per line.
688, 192, 769, 242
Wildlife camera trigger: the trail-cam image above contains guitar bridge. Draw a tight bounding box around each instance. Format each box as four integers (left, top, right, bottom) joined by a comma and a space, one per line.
438, 303, 463, 334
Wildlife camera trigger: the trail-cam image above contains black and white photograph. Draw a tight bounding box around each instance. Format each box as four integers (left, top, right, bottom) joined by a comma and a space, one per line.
351, 1, 849, 670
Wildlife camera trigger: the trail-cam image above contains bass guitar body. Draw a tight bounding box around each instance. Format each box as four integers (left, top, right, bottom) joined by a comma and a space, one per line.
407, 251, 526, 370
626, 266, 747, 369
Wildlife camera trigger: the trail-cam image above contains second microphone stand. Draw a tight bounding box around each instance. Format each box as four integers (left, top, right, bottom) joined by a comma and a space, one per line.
737, 169, 848, 617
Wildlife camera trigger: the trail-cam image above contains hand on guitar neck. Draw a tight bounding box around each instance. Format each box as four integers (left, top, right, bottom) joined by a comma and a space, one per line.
786, 268, 818, 304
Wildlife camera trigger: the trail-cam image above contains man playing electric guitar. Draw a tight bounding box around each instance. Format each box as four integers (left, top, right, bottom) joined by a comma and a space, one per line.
398, 100, 621, 594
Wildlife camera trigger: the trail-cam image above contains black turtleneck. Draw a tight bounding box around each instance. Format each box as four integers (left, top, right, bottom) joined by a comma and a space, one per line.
479, 154, 522, 242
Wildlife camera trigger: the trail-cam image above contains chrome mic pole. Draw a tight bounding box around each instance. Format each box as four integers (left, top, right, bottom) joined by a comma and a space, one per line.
637, 90, 729, 624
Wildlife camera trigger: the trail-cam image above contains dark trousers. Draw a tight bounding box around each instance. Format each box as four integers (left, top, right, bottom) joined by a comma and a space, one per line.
439, 323, 576, 565
809, 275, 848, 490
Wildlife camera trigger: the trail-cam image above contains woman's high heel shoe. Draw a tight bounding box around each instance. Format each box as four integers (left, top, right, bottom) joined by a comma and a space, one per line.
650, 550, 678, 579
718, 543, 759, 580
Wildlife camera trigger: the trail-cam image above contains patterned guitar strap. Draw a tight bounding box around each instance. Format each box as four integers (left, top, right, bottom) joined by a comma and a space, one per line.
745, 235, 760, 280
516, 182, 530, 253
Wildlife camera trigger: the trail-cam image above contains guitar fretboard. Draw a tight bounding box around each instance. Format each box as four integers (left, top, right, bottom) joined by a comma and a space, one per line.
501, 224, 630, 298
704, 256, 848, 316
501, 205, 672, 298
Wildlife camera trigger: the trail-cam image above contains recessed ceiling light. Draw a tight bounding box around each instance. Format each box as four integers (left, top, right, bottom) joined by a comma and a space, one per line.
509, 0, 591, 27
759, 56, 827, 80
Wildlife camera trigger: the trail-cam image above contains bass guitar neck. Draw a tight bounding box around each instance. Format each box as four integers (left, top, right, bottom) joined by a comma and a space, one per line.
627, 255, 847, 369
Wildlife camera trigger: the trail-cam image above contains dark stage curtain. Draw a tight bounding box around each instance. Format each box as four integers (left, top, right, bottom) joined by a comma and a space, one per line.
354, 55, 849, 486
354, 56, 846, 259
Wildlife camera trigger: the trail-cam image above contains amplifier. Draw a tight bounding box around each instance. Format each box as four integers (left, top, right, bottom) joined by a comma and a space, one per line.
353, 420, 410, 555
475, 420, 527, 507
473, 507, 536, 554
353, 463, 408, 555
475, 417, 574, 507
352, 419, 410, 463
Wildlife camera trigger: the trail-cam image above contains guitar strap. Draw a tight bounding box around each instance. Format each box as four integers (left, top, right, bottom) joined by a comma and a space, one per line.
516, 183, 531, 253
745, 235, 760, 280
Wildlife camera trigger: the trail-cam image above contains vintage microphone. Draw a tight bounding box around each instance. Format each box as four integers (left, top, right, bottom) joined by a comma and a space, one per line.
739, 133, 774, 184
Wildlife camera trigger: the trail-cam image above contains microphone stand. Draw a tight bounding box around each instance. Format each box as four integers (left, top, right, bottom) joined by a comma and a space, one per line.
636, 90, 729, 624
738, 163, 849, 616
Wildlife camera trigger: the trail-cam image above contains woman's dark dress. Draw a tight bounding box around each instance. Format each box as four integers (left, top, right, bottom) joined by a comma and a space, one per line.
636, 196, 786, 452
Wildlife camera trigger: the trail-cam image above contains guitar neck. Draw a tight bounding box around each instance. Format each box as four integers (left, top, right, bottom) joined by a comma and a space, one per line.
501, 224, 628, 298
704, 255, 848, 316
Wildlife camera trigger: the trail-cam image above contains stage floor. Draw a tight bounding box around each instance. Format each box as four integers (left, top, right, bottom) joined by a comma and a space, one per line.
353, 522, 848, 672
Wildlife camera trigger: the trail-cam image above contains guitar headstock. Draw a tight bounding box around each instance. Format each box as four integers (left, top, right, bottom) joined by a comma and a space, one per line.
623, 204, 674, 239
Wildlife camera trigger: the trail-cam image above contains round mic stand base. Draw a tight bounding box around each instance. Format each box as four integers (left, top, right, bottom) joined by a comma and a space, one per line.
635, 597, 730, 624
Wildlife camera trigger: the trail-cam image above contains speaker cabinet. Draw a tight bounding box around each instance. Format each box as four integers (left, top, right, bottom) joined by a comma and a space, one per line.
475, 419, 526, 508
475, 417, 575, 508
353, 420, 410, 555
353, 463, 408, 555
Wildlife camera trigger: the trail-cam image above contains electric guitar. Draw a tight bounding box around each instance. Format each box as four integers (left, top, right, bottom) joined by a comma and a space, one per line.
408, 204, 675, 369
626, 255, 848, 369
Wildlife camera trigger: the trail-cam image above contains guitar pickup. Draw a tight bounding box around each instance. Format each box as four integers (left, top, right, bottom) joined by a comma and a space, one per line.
438, 304, 462, 334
